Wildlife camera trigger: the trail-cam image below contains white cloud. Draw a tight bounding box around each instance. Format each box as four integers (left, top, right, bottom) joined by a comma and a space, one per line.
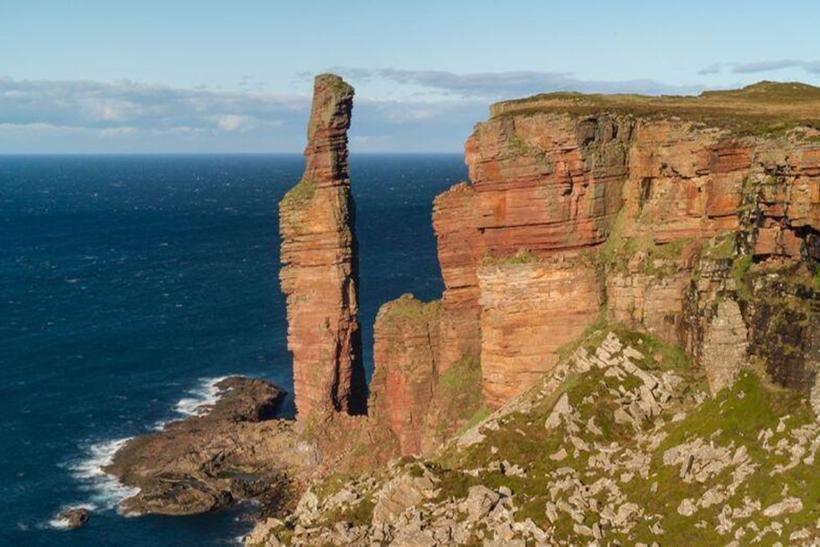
699, 59, 820, 76
329, 67, 706, 99
215, 114, 253, 131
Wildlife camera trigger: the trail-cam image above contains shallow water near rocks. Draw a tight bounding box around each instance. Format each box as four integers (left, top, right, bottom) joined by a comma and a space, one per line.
1, 153, 464, 546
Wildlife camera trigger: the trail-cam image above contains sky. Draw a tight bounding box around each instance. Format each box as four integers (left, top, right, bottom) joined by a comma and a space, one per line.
1, 0, 819, 153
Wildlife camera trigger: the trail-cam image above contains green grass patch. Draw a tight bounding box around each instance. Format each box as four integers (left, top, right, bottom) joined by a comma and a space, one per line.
731, 254, 754, 300
481, 248, 540, 266
281, 178, 317, 208
379, 294, 441, 325
490, 81, 820, 137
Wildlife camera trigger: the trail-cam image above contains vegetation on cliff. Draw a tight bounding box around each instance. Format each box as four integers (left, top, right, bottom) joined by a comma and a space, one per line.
491, 81, 820, 137
249, 329, 819, 546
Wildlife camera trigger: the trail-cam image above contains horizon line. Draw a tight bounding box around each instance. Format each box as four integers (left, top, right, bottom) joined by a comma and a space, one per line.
0, 151, 465, 157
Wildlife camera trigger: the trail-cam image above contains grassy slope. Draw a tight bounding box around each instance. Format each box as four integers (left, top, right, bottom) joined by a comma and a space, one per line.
303, 326, 818, 545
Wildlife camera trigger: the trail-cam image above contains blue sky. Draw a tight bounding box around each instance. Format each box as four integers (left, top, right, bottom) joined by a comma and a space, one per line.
1, 0, 819, 153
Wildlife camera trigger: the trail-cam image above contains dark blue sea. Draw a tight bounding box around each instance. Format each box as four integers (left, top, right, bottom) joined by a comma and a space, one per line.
0, 154, 466, 546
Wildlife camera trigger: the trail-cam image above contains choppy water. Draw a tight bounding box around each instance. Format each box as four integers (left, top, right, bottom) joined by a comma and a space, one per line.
0, 154, 465, 546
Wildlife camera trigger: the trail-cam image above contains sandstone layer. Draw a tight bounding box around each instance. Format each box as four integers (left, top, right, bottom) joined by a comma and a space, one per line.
279, 74, 366, 419
375, 82, 820, 419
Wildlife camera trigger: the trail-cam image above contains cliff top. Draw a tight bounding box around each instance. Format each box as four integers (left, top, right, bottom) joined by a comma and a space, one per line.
490, 81, 820, 136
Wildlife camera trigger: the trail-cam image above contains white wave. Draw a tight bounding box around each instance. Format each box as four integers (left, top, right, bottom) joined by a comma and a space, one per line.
59, 375, 236, 518
67, 438, 140, 512
174, 375, 231, 418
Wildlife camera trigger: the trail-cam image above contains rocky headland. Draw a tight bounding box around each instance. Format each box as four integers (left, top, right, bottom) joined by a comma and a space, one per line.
109, 76, 820, 545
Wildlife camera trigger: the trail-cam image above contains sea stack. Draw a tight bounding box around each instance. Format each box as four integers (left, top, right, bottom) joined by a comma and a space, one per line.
279, 74, 366, 419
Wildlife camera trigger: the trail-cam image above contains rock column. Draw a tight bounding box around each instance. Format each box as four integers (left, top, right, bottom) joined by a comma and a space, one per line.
279, 74, 366, 419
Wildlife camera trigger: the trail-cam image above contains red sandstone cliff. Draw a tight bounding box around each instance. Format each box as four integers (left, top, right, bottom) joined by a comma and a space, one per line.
291, 81, 818, 463
369, 83, 820, 448
279, 74, 366, 419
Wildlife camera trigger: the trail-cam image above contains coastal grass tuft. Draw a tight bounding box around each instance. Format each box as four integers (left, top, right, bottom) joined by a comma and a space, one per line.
281, 178, 317, 208
481, 248, 540, 266
379, 294, 441, 325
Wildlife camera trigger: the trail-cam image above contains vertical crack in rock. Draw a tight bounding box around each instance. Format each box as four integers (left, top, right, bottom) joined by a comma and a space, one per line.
279, 74, 366, 419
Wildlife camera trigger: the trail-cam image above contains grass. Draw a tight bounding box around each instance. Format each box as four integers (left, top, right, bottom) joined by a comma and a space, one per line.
302, 324, 818, 545
435, 343, 812, 543
638, 372, 818, 544
378, 294, 441, 325
439, 355, 482, 391
731, 254, 754, 300
481, 248, 540, 266
702, 233, 736, 260
281, 178, 317, 208
490, 81, 820, 138
456, 404, 491, 436
422, 354, 486, 447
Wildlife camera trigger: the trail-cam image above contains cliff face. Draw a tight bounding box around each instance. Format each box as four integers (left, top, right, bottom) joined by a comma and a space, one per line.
371, 82, 819, 434
292, 81, 818, 463
279, 74, 366, 419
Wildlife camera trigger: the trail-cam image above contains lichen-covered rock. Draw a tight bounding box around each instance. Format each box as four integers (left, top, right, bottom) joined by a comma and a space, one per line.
249, 330, 820, 546
279, 74, 366, 418
701, 299, 749, 394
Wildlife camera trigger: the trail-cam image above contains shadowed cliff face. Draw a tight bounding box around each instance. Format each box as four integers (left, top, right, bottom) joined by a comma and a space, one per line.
279, 74, 366, 419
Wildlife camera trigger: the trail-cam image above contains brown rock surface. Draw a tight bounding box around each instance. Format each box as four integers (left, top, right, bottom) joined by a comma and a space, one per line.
424, 83, 820, 409
104, 377, 306, 516
432, 183, 483, 371
279, 74, 366, 419
368, 295, 440, 455
478, 261, 601, 407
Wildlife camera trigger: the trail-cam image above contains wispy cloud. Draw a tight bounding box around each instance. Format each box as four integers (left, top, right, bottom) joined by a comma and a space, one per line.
0, 76, 305, 132
699, 59, 820, 76
328, 67, 705, 99
0, 68, 718, 153
0, 76, 486, 152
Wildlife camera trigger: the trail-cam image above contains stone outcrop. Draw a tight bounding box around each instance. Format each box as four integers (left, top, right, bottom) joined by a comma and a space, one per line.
54, 507, 90, 530
105, 377, 305, 516
248, 332, 820, 546
279, 74, 366, 419
701, 299, 749, 393
368, 294, 485, 456
368, 295, 441, 455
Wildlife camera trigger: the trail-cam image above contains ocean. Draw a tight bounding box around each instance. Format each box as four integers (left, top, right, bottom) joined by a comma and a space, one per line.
0, 154, 466, 546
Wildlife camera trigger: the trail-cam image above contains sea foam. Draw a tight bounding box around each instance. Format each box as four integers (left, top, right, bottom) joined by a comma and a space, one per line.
62, 376, 234, 522
66, 438, 140, 513
174, 375, 231, 417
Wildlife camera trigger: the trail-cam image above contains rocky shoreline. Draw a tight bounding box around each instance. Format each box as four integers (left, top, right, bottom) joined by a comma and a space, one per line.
103, 377, 305, 517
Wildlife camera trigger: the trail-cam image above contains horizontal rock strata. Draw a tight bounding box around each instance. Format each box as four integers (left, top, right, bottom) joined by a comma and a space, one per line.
279, 74, 366, 419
